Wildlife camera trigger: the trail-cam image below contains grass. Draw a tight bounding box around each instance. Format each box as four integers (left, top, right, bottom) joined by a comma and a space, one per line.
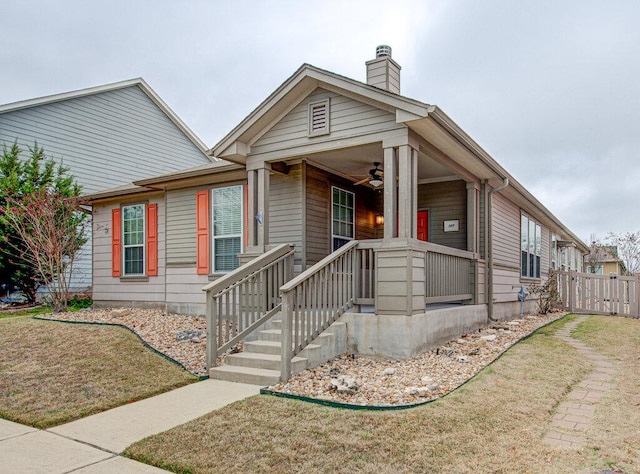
125, 314, 640, 474
0, 302, 89, 319
0, 317, 197, 428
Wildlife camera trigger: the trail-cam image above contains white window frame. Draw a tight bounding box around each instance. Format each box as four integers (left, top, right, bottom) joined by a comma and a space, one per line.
332, 186, 355, 251
122, 203, 145, 276
308, 98, 330, 137
551, 234, 557, 270
211, 185, 244, 273
521, 213, 542, 279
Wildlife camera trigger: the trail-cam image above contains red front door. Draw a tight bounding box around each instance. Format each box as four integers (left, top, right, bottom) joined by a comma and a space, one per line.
417, 211, 429, 242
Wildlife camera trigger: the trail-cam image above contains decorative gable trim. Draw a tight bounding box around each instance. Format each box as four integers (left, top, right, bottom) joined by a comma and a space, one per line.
308, 98, 330, 137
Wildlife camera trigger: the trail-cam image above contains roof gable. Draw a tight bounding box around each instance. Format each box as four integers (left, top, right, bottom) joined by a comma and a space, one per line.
0, 78, 210, 156
210, 64, 431, 162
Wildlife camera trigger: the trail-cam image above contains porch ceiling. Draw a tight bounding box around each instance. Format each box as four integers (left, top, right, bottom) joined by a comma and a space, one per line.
283, 143, 458, 185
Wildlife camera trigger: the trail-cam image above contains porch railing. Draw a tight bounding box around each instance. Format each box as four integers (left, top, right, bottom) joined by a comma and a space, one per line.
279, 240, 358, 381
422, 242, 474, 303
354, 239, 475, 305
202, 243, 294, 368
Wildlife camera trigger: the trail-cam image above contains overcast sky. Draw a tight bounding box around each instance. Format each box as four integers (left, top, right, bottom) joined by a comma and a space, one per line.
2, 0, 639, 243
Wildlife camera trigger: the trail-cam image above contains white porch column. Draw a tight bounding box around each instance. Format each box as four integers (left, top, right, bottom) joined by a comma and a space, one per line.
397, 144, 417, 239
383, 147, 397, 239
466, 182, 479, 253
256, 167, 270, 248
247, 170, 257, 247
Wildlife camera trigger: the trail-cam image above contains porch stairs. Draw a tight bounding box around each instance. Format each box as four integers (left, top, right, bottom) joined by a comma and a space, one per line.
208, 313, 347, 385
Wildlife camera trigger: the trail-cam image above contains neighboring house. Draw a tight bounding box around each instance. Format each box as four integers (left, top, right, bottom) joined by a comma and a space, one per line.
0, 79, 213, 291
84, 47, 588, 381
584, 245, 626, 275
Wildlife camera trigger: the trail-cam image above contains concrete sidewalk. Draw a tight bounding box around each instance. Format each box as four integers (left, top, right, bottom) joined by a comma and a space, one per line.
0, 379, 261, 473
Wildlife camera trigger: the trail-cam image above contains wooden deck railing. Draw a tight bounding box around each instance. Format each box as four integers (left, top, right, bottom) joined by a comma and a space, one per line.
202, 243, 294, 369
422, 242, 474, 303
279, 240, 358, 381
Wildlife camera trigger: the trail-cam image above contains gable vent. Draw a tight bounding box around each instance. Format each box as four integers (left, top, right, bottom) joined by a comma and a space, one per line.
308, 98, 330, 136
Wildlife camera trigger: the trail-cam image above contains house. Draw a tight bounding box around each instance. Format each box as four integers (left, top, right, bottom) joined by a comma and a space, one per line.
0, 79, 213, 291
84, 47, 588, 383
584, 245, 626, 275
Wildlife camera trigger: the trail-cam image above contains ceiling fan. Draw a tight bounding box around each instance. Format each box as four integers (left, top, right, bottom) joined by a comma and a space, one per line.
354, 162, 384, 187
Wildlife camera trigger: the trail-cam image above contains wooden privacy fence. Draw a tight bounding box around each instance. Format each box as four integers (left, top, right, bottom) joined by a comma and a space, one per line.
558, 271, 640, 318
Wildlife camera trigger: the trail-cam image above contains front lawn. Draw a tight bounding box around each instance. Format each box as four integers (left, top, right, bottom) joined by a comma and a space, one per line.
125, 315, 640, 474
0, 317, 197, 428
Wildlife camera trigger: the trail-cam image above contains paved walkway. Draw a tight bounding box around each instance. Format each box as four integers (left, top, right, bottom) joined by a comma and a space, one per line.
0, 379, 261, 473
543, 316, 617, 449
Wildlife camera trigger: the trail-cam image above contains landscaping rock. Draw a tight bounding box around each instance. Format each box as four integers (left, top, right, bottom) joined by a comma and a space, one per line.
382, 368, 396, 376
481, 335, 497, 342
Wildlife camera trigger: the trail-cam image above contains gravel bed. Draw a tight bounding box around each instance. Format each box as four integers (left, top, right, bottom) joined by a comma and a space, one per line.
40, 308, 563, 405
267, 312, 564, 406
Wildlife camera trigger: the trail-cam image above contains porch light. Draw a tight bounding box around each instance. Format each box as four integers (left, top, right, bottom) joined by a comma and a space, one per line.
375, 214, 384, 225
369, 175, 383, 187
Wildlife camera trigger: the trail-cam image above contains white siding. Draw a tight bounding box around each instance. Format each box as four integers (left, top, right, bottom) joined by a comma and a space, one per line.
251, 88, 402, 156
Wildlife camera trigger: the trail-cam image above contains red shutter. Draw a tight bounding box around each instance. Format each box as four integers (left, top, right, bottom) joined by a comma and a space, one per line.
146, 204, 158, 276
196, 190, 210, 275
112, 208, 122, 277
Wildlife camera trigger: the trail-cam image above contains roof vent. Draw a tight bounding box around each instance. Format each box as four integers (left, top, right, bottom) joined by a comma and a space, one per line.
366, 45, 401, 94
376, 45, 392, 58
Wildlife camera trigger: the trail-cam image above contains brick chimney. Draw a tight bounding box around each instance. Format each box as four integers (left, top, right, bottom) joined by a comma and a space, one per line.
366, 45, 401, 94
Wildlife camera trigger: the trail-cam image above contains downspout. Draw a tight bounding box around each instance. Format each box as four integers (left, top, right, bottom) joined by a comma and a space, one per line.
487, 177, 509, 321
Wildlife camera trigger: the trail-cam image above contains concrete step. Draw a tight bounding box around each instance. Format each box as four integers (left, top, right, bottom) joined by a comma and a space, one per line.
244, 339, 322, 357
209, 365, 280, 386
226, 352, 307, 373
258, 328, 328, 342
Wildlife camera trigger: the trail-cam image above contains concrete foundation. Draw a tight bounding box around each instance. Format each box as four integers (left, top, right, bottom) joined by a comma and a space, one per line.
341, 304, 488, 358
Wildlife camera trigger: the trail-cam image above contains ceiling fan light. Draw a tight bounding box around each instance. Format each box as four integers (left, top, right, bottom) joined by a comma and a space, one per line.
369, 176, 383, 187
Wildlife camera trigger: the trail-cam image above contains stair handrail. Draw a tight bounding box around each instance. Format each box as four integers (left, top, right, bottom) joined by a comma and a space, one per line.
203, 243, 295, 369
279, 240, 358, 381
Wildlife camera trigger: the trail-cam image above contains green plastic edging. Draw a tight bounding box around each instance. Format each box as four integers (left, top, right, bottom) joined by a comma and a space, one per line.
33, 316, 208, 380
259, 313, 571, 411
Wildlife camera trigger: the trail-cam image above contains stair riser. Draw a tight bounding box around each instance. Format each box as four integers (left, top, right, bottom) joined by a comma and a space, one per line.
226, 354, 307, 372
209, 368, 279, 386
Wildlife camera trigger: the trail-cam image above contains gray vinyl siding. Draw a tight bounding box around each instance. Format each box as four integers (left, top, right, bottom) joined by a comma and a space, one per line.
251, 88, 402, 156
418, 180, 467, 250
491, 193, 521, 270
1, 84, 209, 292
304, 164, 376, 267
0, 86, 209, 194
166, 187, 199, 265
269, 165, 304, 271
92, 197, 166, 305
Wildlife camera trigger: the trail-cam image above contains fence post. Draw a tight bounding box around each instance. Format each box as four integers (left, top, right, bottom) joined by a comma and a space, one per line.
635, 276, 640, 318
568, 270, 575, 313
280, 290, 293, 382
206, 292, 217, 369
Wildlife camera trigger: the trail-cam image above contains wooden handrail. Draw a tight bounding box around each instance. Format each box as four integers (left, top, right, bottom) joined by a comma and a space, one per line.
202, 243, 294, 295
280, 240, 358, 293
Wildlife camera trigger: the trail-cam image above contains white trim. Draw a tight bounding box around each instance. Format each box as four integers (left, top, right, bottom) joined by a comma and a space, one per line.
122, 203, 146, 276
331, 186, 355, 251
211, 185, 244, 273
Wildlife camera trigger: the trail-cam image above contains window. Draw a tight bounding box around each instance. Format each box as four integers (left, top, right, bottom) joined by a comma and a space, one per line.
332, 187, 354, 251
212, 186, 243, 272
521, 214, 541, 279
123, 204, 145, 275
308, 99, 330, 137
588, 265, 603, 274
112, 203, 157, 278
